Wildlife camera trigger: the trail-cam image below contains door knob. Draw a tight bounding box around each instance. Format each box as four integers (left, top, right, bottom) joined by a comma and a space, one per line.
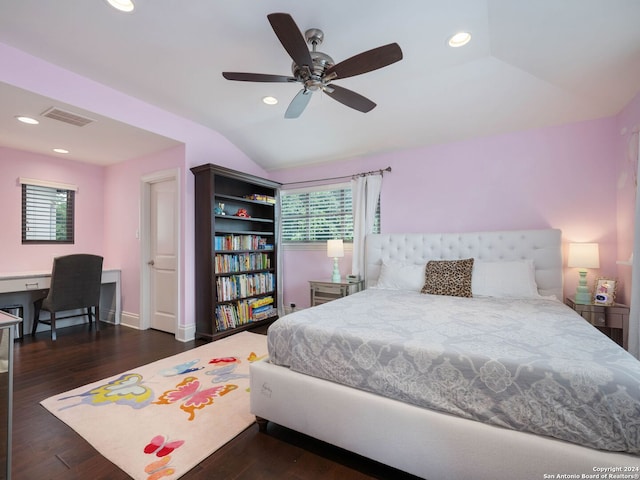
148, 260, 155, 266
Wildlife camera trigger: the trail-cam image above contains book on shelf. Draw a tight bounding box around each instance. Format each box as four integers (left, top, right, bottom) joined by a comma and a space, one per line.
243, 193, 276, 204
214, 296, 277, 331
215, 252, 271, 273
214, 234, 271, 251
216, 272, 275, 302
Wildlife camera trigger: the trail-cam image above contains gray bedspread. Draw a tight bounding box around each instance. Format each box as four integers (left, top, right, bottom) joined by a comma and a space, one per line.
267, 289, 640, 454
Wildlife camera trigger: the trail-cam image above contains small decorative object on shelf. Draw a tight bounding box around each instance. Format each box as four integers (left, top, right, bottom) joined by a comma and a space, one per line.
215, 202, 226, 215
191, 163, 281, 341
593, 277, 617, 305
234, 208, 250, 218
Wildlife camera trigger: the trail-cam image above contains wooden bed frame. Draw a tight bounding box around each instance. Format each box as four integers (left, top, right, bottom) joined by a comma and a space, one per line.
250, 229, 640, 479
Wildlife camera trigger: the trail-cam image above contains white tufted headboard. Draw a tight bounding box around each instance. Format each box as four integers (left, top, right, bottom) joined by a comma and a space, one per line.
365, 229, 563, 299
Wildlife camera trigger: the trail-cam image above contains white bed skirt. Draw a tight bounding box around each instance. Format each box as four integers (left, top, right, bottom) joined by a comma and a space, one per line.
250, 360, 640, 480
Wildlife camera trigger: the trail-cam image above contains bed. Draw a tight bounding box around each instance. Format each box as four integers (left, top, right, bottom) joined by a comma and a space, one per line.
250, 229, 640, 479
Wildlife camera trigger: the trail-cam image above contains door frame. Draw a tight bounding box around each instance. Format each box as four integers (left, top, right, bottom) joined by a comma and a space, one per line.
140, 168, 181, 335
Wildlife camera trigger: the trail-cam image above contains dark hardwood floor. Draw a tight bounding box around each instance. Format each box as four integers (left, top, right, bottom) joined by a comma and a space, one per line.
11, 322, 423, 480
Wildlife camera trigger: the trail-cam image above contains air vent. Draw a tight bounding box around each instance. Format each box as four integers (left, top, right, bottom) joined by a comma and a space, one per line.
41, 107, 95, 127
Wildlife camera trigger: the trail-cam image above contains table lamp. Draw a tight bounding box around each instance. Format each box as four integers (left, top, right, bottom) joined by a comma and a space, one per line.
567, 242, 600, 304
327, 239, 344, 283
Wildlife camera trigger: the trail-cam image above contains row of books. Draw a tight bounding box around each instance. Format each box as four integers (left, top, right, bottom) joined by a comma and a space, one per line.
215, 296, 276, 331
216, 272, 275, 301
215, 252, 271, 273
243, 193, 276, 204
214, 234, 272, 251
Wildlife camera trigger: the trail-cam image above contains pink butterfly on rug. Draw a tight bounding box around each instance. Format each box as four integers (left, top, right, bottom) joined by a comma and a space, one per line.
153, 376, 237, 421
144, 434, 185, 457
144, 455, 175, 480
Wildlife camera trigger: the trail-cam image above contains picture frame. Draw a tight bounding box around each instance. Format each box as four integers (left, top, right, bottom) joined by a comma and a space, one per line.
593, 278, 617, 305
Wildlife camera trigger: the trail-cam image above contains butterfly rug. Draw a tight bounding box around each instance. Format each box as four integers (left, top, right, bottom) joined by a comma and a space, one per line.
40, 331, 268, 480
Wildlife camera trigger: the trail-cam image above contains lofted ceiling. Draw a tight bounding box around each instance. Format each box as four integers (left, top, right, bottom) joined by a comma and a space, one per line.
0, 0, 639, 170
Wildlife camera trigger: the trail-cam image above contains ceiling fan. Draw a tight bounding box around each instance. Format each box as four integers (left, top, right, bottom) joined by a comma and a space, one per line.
222, 13, 403, 119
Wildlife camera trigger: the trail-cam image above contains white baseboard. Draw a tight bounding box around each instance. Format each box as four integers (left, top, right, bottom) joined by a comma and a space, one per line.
176, 323, 195, 342
120, 311, 141, 329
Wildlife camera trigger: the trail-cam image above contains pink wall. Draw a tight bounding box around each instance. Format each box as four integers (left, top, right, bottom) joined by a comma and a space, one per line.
271, 118, 619, 308
103, 145, 185, 316
0, 147, 104, 272
0, 42, 267, 337
615, 91, 640, 304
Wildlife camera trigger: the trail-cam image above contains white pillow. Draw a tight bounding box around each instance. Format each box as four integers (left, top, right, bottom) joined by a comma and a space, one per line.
373, 262, 425, 291
471, 259, 540, 298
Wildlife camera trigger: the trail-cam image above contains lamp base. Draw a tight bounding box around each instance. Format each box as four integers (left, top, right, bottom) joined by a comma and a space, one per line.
331, 257, 341, 283
574, 270, 591, 304
575, 290, 592, 304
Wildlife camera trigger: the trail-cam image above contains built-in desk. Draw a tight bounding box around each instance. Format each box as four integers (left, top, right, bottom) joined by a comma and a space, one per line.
0, 269, 121, 335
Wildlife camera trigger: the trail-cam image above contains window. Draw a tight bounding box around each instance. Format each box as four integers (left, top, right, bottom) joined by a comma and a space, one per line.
281, 183, 380, 243
21, 179, 75, 244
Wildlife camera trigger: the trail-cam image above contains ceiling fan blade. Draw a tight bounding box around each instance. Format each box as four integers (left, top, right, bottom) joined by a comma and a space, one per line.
324, 84, 376, 113
222, 72, 297, 83
267, 13, 313, 68
285, 89, 313, 118
325, 43, 403, 80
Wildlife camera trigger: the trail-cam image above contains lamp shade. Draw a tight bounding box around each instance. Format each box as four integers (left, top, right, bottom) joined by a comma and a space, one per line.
568, 243, 600, 269
327, 239, 344, 258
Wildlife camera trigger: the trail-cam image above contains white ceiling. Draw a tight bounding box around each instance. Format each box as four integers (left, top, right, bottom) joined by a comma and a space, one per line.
0, 0, 639, 170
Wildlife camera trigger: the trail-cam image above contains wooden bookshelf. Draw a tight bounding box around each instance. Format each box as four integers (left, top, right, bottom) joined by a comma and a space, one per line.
191, 163, 281, 340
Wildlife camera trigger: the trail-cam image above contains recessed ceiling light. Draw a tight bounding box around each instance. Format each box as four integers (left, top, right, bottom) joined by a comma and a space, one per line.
16, 116, 39, 125
448, 32, 471, 48
106, 0, 135, 12
262, 96, 278, 105
53, 148, 70, 154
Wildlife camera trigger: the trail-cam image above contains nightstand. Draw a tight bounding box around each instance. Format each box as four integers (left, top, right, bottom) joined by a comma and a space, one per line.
309, 279, 364, 306
565, 297, 630, 350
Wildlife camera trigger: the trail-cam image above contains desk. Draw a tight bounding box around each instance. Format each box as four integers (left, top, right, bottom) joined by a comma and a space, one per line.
0, 269, 121, 334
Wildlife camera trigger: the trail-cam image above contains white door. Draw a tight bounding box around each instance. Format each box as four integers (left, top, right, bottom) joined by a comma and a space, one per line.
149, 178, 178, 333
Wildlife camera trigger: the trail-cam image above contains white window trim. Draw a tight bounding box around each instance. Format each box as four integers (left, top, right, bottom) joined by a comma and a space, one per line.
19, 177, 78, 192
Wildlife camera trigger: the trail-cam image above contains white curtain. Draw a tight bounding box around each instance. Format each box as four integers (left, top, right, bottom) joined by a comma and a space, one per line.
629, 133, 640, 358
351, 174, 382, 279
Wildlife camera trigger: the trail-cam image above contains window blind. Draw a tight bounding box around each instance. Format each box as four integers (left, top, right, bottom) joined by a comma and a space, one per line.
22, 183, 75, 244
281, 184, 380, 243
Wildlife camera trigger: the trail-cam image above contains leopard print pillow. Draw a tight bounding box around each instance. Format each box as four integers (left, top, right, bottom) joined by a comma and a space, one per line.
421, 258, 474, 297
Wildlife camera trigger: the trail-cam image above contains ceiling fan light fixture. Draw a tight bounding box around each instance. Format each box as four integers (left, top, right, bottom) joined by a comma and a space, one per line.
262, 96, 278, 105
15, 115, 39, 125
448, 32, 471, 48
106, 0, 135, 12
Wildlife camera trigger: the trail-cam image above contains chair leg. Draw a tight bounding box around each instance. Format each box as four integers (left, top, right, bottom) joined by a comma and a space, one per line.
95, 305, 100, 331
50, 311, 57, 341
32, 298, 43, 336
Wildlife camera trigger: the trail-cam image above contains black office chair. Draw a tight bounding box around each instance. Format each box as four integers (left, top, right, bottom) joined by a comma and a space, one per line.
32, 254, 104, 341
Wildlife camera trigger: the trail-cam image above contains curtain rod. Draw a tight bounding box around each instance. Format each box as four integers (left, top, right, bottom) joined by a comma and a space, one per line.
281, 166, 391, 187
